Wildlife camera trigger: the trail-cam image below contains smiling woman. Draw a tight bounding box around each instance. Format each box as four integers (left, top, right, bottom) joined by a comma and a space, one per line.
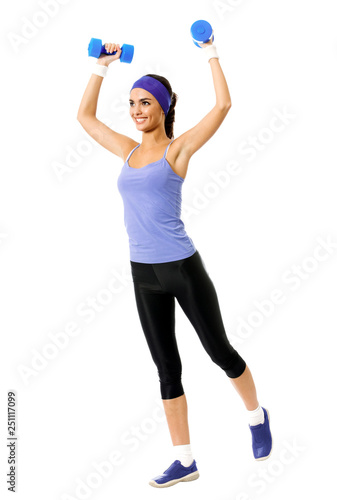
76, 37, 272, 489
129, 74, 178, 140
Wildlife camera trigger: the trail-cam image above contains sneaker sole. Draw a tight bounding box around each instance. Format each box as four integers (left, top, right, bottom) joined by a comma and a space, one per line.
149, 470, 200, 488
255, 408, 273, 461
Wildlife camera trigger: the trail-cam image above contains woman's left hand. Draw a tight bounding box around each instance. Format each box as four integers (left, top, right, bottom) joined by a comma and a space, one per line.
198, 40, 213, 48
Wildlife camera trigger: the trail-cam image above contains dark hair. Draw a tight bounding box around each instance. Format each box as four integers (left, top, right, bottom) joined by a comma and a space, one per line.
145, 74, 178, 139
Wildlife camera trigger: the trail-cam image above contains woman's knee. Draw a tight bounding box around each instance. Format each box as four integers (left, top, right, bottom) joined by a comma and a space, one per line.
210, 348, 247, 378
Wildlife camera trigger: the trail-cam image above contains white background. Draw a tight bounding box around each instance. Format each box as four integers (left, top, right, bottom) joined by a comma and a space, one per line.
1, 0, 337, 499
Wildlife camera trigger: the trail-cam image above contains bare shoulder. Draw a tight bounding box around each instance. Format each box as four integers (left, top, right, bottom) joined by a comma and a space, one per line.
77, 116, 139, 161
121, 138, 140, 163
166, 136, 192, 180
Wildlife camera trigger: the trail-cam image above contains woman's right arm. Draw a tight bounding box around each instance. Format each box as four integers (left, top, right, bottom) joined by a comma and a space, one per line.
77, 43, 137, 161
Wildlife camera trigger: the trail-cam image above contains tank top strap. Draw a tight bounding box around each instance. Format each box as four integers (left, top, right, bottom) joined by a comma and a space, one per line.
164, 139, 175, 159
126, 143, 140, 162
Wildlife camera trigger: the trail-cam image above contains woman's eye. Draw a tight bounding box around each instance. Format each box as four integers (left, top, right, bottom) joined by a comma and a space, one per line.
129, 102, 149, 106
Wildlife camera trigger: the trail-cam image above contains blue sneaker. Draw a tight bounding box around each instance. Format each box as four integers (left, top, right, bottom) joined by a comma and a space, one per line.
249, 407, 273, 460
149, 459, 200, 488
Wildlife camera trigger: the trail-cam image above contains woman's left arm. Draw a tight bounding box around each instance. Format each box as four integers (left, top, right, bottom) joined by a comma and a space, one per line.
175, 46, 232, 160
209, 55, 232, 109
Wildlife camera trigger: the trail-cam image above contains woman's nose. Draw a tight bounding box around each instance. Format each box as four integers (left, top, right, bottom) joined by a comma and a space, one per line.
133, 103, 142, 114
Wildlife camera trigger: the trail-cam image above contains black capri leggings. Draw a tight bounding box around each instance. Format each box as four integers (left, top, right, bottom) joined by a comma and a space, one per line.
130, 249, 246, 400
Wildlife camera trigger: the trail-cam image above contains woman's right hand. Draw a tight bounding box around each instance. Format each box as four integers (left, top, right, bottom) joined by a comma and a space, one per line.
97, 43, 122, 66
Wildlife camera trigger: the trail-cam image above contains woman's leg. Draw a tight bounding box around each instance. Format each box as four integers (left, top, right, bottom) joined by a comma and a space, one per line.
173, 251, 248, 385
171, 252, 267, 431
131, 277, 198, 486
130, 261, 191, 446
229, 364, 259, 410
162, 394, 190, 445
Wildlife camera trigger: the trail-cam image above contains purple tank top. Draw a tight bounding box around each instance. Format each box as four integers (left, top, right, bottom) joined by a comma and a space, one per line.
117, 140, 196, 263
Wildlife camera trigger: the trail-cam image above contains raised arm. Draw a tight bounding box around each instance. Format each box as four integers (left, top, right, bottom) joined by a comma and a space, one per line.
174, 42, 232, 161
77, 43, 137, 160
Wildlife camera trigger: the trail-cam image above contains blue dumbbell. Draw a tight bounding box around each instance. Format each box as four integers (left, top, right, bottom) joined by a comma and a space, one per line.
190, 20, 214, 48
88, 38, 134, 63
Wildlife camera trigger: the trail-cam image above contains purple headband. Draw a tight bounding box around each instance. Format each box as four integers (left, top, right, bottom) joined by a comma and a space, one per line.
130, 76, 172, 116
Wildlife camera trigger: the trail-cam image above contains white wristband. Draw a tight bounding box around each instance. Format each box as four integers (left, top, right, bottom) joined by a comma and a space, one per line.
92, 63, 108, 78
203, 44, 219, 62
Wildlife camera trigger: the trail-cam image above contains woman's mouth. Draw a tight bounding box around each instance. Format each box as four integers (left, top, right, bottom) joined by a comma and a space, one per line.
135, 118, 147, 123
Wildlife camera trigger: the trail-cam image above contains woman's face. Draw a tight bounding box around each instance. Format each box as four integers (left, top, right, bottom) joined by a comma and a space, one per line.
129, 88, 164, 131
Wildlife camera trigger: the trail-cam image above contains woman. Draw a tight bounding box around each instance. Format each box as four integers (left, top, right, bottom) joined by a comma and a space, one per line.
77, 39, 272, 488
